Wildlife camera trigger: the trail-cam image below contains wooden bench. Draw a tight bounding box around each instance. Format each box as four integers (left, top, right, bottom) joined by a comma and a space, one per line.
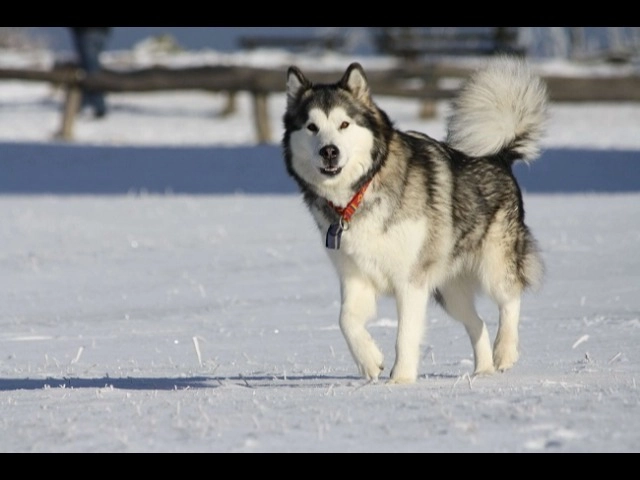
238, 35, 345, 52
370, 27, 525, 61
0, 62, 454, 142
2, 60, 640, 144
370, 27, 525, 117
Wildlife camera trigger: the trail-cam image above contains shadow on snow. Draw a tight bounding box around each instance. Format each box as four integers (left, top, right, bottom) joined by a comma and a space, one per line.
0, 371, 465, 391
0, 374, 367, 392
1, 143, 639, 195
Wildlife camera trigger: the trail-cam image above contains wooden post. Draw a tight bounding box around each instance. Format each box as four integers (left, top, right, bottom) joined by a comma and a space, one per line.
418, 100, 437, 119
252, 92, 271, 144
219, 91, 237, 117
56, 86, 81, 141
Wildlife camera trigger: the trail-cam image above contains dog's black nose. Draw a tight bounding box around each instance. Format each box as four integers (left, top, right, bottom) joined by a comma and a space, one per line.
319, 145, 339, 162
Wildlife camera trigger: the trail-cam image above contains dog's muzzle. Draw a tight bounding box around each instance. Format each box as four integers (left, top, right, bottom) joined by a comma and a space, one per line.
319, 144, 342, 176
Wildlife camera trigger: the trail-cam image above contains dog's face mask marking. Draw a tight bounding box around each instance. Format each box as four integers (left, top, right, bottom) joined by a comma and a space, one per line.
288, 106, 374, 183
285, 65, 376, 189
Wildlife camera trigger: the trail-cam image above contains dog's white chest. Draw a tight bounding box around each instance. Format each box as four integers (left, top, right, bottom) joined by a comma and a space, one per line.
327, 215, 427, 293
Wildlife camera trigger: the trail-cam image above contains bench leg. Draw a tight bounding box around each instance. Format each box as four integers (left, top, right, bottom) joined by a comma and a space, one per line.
419, 100, 437, 119
252, 92, 271, 143
56, 86, 82, 141
219, 92, 237, 117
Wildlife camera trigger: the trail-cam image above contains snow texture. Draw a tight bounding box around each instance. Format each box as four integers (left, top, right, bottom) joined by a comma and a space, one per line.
0, 39, 639, 452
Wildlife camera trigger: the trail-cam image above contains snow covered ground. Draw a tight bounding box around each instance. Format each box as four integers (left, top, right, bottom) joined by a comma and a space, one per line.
0, 45, 639, 452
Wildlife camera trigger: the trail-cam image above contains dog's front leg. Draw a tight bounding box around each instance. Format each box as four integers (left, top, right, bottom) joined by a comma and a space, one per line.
390, 284, 429, 384
339, 275, 384, 381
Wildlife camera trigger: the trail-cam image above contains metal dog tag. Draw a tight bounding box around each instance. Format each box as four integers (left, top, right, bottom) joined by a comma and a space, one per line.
326, 223, 343, 250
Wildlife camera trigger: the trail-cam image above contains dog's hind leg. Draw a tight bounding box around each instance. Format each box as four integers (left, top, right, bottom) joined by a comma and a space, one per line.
339, 275, 384, 381
435, 279, 495, 375
481, 211, 541, 372
490, 238, 542, 371
492, 295, 521, 372
389, 284, 430, 384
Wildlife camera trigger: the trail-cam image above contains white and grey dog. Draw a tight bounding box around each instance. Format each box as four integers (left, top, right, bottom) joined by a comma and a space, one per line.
282, 57, 548, 384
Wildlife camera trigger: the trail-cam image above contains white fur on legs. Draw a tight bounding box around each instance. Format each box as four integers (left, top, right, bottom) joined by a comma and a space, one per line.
493, 296, 521, 371
339, 276, 384, 381
437, 281, 495, 375
389, 284, 429, 384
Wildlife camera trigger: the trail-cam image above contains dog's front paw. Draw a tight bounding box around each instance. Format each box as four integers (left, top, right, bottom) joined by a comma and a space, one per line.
473, 360, 496, 376
389, 364, 418, 384
493, 344, 519, 372
473, 365, 496, 377
348, 335, 385, 381
359, 362, 384, 381
387, 375, 416, 385
357, 350, 384, 381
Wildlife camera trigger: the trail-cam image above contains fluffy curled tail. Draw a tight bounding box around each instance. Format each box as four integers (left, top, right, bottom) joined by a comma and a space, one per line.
446, 56, 548, 163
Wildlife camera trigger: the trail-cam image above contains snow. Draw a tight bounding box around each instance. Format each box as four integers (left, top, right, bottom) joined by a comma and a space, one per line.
1, 43, 639, 452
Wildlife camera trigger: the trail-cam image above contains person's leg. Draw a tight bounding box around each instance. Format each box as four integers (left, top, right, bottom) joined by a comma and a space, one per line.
73, 29, 108, 117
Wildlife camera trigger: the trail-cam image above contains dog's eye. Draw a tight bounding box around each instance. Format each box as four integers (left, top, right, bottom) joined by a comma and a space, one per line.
307, 123, 318, 133
340, 121, 350, 130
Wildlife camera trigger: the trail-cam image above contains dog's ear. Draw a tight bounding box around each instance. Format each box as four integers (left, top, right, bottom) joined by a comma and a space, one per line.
286, 66, 311, 110
340, 63, 371, 104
